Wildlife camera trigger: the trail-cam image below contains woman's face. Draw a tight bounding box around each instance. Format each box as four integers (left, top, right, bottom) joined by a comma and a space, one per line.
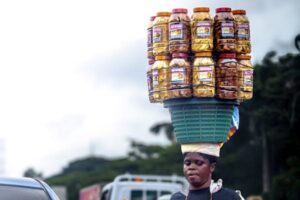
183, 153, 215, 189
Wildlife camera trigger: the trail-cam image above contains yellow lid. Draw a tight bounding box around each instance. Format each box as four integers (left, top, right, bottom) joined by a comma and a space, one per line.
193, 7, 210, 12
155, 55, 170, 60
232, 9, 246, 15
157, 12, 171, 17
237, 54, 251, 60
195, 52, 212, 57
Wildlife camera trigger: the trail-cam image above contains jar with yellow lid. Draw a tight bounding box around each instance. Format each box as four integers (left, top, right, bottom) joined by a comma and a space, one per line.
147, 58, 155, 103
152, 55, 171, 102
192, 52, 215, 97
191, 7, 214, 52
169, 8, 191, 54
237, 54, 253, 100
153, 12, 171, 56
147, 16, 156, 59
216, 53, 238, 99
168, 53, 192, 99
214, 7, 236, 52
233, 10, 251, 54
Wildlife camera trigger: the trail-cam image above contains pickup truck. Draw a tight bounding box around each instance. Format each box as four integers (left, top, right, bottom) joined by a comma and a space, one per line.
100, 174, 188, 200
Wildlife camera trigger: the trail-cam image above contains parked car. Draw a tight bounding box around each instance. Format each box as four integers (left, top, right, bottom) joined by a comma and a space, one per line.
157, 194, 171, 200
100, 174, 188, 200
0, 177, 60, 200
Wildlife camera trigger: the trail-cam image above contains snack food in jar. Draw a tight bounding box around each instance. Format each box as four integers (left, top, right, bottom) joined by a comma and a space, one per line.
153, 12, 172, 56
233, 10, 251, 54
216, 53, 238, 99
147, 58, 155, 103
192, 52, 215, 97
237, 54, 253, 100
214, 7, 236, 52
191, 7, 214, 52
168, 53, 192, 99
152, 55, 171, 101
169, 8, 191, 54
147, 16, 156, 59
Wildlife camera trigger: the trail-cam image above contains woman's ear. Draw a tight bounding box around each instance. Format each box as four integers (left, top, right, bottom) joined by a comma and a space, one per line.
210, 162, 216, 173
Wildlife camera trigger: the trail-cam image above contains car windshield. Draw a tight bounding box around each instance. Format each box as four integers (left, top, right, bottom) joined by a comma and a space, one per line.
0, 185, 49, 200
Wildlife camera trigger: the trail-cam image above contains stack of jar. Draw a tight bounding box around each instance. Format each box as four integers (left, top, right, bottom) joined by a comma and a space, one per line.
233, 9, 253, 100
146, 7, 253, 103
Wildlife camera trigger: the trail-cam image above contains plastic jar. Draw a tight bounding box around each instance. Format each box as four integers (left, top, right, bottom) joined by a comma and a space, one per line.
214, 7, 236, 52
168, 8, 191, 54
192, 52, 215, 97
147, 16, 156, 59
152, 55, 171, 102
153, 12, 171, 56
168, 53, 192, 99
237, 54, 253, 100
216, 53, 238, 99
147, 58, 155, 103
233, 10, 251, 54
191, 7, 214, 52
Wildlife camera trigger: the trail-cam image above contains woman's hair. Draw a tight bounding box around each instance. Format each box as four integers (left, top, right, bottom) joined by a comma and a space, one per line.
183, 152, 218, 164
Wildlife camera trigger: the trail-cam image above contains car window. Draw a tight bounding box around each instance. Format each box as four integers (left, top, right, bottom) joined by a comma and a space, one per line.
131, 190, 143, 200
0, 185, 49, 200
160, 191, 171, 196
101, 190, 109, 200
146, 190, 157, 200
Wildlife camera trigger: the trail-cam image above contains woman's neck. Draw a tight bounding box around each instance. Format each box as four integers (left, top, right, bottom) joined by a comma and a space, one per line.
189, 179, 211, 190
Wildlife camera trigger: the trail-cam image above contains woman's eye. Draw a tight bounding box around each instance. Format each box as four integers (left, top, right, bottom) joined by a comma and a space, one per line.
195, 161, 204, 166
184, 161, 191, 166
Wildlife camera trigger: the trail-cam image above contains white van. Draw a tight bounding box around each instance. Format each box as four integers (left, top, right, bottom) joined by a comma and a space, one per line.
100, 174, 188, 200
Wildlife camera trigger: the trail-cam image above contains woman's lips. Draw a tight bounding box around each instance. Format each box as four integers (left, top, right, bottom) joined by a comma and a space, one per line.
187, 173, 198, 179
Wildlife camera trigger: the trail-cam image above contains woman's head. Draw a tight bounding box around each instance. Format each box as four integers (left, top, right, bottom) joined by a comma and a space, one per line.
183, 152, 217, 190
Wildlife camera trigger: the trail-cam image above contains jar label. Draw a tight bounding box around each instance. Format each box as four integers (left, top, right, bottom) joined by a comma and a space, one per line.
196, 21, 211, 38
153, 27, 162, 43
237, 23, 249, 39
171, 67, 185, 83
147, 74, 152, 91
148, 28, 152, 47
221, 22, 234, 38
198, 66, 213, 81
169, 23, 184, 40
152, 70, 159, 87
244, 69, 253, 86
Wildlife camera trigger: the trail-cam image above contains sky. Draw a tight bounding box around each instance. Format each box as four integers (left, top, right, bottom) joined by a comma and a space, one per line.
0, 0, 299, 177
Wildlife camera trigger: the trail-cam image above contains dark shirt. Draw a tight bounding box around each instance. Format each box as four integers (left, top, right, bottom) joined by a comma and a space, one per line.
170, 187, 241, 200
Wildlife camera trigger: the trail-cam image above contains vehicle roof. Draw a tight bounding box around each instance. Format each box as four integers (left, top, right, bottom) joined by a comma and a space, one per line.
0, 177, 43, 189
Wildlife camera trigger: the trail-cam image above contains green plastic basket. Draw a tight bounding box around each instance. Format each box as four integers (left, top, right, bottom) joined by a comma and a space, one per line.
163, 98, 239, 143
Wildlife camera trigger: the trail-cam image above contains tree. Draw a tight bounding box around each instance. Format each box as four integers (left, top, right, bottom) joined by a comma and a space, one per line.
150, 122, 175, 142
23, 168, 43, 179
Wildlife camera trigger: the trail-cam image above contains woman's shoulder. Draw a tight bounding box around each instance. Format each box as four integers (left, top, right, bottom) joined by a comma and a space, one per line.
170, 192, 186, 200
215, 188, 242, 200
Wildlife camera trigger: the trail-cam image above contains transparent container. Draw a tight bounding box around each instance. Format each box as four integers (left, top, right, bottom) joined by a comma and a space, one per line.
152, 55, 171, 101
233, 10, 251, 54
237, 54, 253, 100
191, 7, 214, 52
192, 52, 215, 97
214, 7, 236, 52
147, 58, 155, 103
147, 16, 156, 59
153, 12, 171, 56
169, 8, 191, 54
168, 53, 192, 99
216, 53, 238, 99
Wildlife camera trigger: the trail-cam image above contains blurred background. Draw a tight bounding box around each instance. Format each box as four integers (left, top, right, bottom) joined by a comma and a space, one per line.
0, 0, 299, 199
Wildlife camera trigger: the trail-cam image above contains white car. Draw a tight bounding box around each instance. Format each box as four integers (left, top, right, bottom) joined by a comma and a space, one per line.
100, 174, 188, 200
157, 194, 171, 200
